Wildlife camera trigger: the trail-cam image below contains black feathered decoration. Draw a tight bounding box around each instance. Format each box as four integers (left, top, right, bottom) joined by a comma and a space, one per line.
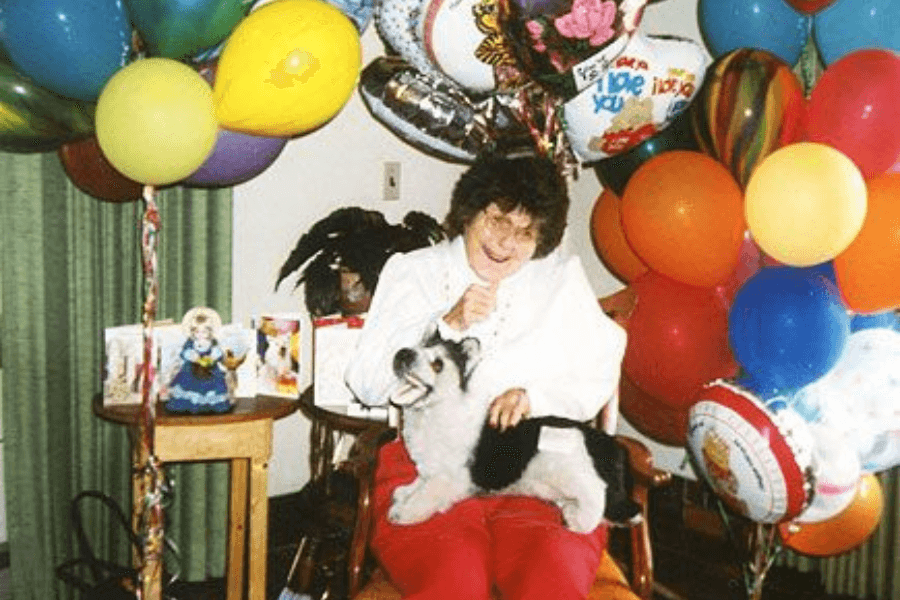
276, 207, 445, 317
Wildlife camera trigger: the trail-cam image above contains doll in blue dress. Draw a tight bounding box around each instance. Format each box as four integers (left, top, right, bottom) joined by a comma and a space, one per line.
167, 307, 231, 413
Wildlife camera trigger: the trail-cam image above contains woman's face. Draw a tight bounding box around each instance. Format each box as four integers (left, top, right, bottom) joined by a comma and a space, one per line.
464, 202, 538, 284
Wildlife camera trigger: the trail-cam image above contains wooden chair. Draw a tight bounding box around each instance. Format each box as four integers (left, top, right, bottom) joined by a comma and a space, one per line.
341, 419, 671, 600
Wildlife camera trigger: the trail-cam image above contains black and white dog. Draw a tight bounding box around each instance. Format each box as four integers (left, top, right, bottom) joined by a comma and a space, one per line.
385, 331, 640, 532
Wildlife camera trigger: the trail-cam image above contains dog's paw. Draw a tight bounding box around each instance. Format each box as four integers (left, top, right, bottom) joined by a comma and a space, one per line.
561, 499, 605, 534
389, 491, 439, 525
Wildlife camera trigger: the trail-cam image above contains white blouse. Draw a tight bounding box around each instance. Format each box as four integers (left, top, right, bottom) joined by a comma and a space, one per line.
344, 237, 627, 425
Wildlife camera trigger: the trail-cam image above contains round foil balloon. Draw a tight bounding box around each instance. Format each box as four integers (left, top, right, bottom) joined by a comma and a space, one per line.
563, 32, 708, 162
779, 474, 883, 557
792, 420, 860, 523
691, 48, 805, 188
687, 380, 814, 523
375, 0, 446, 83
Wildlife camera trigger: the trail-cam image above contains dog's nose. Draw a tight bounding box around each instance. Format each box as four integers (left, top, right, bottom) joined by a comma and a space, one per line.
393, 348, 416, 375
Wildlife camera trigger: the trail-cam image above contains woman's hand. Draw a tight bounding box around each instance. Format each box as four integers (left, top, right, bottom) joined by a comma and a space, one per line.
489, 388, 531, 432
443, 282, 497, 331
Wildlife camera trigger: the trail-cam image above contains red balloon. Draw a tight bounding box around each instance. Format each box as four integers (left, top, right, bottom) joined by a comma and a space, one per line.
619, 373, 689, 447
783, 0, 837, 13
623, 271, 738, 408
806, 49, 900, 178
58, 136, 142, 202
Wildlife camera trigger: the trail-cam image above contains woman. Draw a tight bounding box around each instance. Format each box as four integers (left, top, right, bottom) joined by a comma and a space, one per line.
345, 154, 627, 599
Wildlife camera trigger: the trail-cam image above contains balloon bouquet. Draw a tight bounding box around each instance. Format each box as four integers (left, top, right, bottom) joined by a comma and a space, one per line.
585, 1, 900, 593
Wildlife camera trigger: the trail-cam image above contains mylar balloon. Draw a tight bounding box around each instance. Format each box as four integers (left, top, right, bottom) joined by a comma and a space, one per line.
125, 0, 252, 59
793, 420, 860, 523
621, 151, 745, 287
183, 129, 288, 188
214, 0, 361, 136
0, 0, 132, 102
697, 0, 811, 65
0, 61, 94, 153
375, 0, 448, 84
814, 0, 900, 65
784, 0, 836, 13
562, 32, 708, 162
744, 143, 867, 266
623, 271, 737, 408
691, 48, 805, 188
728, 266, 851, 394
619, 373, 689, 447
327, 0, 375, 31
590, 189, 648, 283
592, 98, 699, 196
779, 474, 882, 557
806, 49, 900, 179
688, 380, 815, 523
58, 136, 143, 202
96, 58, 218, 185
834, 174, 900, 313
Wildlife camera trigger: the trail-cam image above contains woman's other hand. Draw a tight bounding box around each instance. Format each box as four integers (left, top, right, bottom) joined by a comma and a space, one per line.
489, 388, 531, 431
443, 282, 497, 331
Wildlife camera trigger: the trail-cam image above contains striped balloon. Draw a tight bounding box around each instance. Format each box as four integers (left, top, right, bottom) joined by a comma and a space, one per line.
691, 48, 805, 188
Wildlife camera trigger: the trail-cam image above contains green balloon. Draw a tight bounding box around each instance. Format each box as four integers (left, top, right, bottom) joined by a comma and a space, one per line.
0, 62, 95, 153
126, 0, 253, 59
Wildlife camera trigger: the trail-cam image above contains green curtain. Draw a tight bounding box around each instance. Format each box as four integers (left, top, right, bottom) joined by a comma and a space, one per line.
0, 151, 233, 598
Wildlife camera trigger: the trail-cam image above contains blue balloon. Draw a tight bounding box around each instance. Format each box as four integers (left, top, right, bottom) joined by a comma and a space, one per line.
814, 0, 900, 65
698, 0, 813, 65
728, 266, 850, 394
850, 311, 900, 332
0, 0, 132, 102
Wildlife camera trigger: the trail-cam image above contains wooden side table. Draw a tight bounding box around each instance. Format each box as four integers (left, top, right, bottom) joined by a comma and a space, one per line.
95, 395, 299, 600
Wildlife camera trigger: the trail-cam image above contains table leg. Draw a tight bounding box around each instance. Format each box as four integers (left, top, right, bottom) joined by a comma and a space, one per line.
228, 458, 249, 600
248, 455, 269, 600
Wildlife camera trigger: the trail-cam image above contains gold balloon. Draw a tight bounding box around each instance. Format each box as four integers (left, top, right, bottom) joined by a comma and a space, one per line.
213, 0, 361, 136
96, 58, 217, 186
744, 142, 867, 267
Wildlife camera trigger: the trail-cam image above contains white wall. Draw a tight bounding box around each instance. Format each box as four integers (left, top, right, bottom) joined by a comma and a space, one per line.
232, 0, 704, 496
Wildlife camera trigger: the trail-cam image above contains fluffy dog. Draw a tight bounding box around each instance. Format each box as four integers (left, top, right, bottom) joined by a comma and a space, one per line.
386, 332, 640, 533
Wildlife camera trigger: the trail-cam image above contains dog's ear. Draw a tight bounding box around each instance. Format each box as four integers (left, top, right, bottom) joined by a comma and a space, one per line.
459, 337, 481, 377
421, 321, 441, 346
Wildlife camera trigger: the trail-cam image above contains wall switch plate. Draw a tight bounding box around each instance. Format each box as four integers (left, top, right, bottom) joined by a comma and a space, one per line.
383, 161, 400, 201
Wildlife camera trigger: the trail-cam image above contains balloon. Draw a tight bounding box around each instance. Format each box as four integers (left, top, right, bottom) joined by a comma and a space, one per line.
592, 97, 700, 196
713, 233, 763, 309
793, 420, 860, 523
784, 0, 836, 13
326, 0, 375, 32
728, 266, 851, 394
58, 136, 143, 202
0, 0, 132, 101
688, 380, 815, 523
500, 0, 648, 98
779, 474, 883, 557
0, 61, 94, 153
621, 151, 745, 287
590, 189, 648, 283
619, 373, 689, 447
691, 48, 806, 188
623, 271, 738, 408
124, 0, 251, 59
358, 56, 533, 163
375, 0, 449, 84
806, 49, 900, 178
850, 311, 899, 332
182, 129, 288, 187
744, 143, 867, 266
814, 0, 900, 65
562, 32, 708, 161
697, 0, 812, 65
96, 58, 217, 186
214, 0, 362, 136
834, 174, 900, 313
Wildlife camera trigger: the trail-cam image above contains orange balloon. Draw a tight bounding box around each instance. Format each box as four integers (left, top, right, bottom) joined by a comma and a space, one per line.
621, 151, 745, 287
834, 174, 900, 313
778, 474, 883, 558
591, 189, 648, 283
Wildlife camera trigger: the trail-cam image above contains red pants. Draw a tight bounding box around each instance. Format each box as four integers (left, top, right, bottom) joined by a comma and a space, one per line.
370, 439, 609, 600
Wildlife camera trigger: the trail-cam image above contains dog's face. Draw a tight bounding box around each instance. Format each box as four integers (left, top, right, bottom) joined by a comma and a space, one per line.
390, 332, 480, 407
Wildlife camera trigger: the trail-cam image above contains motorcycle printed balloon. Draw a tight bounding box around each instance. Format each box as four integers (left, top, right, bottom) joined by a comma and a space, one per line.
691, 48, 805, 188
562, 32, 707, 162
0, 61, 95, 153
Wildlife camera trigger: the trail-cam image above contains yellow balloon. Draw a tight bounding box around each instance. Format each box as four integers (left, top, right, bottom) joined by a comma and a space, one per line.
214, 0, 362, 136
744, 142, 867, 266
96, 58, 217, 186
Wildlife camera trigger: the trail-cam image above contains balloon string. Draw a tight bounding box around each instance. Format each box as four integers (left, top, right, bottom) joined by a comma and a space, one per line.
138, 184, 164, 600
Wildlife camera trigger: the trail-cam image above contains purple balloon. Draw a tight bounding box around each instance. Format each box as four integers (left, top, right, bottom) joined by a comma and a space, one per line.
183, 129, 288, 187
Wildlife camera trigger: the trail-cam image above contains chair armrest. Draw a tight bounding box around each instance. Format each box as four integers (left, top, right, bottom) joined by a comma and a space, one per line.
344, 423, 397, 597
614, 435, 672, 600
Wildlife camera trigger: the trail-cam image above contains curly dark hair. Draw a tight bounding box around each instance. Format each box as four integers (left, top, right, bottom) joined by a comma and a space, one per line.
444, 154, 569, 258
